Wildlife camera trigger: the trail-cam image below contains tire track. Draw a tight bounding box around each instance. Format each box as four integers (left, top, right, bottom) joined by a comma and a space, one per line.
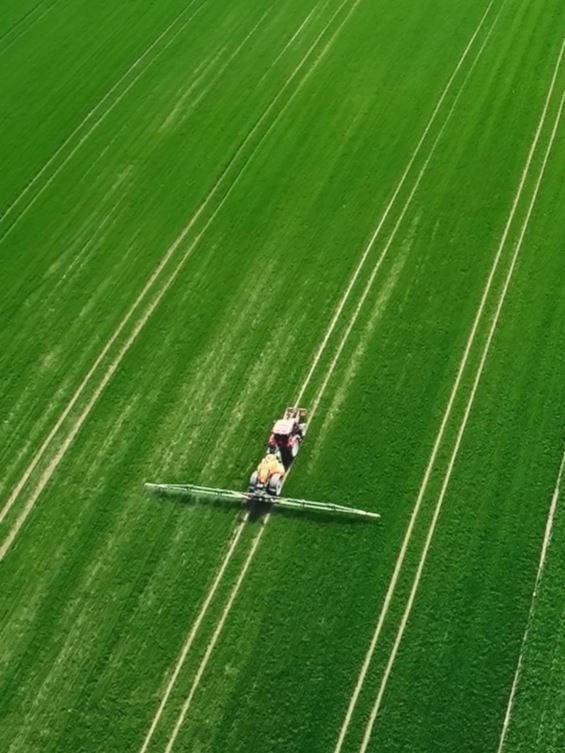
256, 1, 322, 87
0, 0, 354, 554
0, 0, 57, 50
163, 519, 263, 753
0, 0, 210, 530
0, 0, 206, 236
493, 175, 565, 753
294, 0, 496, 406
496, 443, 565, 753
334, 42, 565, 753
136, 517, 248, 753
140, 4, 500, 751
168, 6, 273, 127
135, 1, 370, 749
306, 0, 502, 420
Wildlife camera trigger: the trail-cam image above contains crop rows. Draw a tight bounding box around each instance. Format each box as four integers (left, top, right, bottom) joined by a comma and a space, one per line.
1, 1, 564, 752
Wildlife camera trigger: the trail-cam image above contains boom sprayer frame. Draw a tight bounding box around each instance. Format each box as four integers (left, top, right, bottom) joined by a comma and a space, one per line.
145, 407, 380, 522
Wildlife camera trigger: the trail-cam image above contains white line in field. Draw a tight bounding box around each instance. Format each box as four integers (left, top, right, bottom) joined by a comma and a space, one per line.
0, 8, 268, 526
0, 0, 203, 237
180, 8, 273, 123
311, 1, 502, 421
294, 0, 495, 406
333, 37, 564, 753
495, 147, 565, 753
136, 515, 248, 753
352, 54, 565, 753
160, 41, 228, 131
0, 0, 344, 551
136, 2, 367, 749
17, 0, 58, 32
163, 522, 267, 753
154, 3, 500, 753
496, 447, 565, 753
256, 1, 321, 87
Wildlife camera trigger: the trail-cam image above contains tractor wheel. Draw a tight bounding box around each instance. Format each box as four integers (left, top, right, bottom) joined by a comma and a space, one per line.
248, 471, 258, 492
267, 474, 282, 496
290, 436, 301, 458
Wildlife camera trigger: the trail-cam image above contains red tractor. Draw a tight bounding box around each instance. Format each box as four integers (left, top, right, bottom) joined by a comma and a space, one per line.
267, 407, 308, 468
248, 408, 309, 497
146, 404, 380, 519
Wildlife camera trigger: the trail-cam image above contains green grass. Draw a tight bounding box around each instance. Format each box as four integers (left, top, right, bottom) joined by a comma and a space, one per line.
1, 1, 564, 752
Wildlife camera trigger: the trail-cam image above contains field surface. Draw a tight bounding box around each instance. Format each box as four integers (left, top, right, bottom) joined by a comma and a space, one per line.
1, 1, 564, 752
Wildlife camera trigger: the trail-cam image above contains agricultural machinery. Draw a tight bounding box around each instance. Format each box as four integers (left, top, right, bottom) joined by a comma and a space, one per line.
146, 407, 379, 521
248, 407, 307, 496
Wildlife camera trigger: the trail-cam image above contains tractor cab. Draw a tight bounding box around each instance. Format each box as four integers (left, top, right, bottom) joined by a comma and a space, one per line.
268, 407, 308, 467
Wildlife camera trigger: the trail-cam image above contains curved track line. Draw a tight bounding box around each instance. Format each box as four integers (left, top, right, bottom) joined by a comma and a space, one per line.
0, 0, 346, 549
496, 443, 565, 753
0, 0, 204, 236
153, 4, 501, 750
331, 42, 565, 753
359, 88, 565, 753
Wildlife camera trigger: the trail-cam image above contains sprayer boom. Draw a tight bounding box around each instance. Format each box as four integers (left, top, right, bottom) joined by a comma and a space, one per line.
144, 482, 379, 521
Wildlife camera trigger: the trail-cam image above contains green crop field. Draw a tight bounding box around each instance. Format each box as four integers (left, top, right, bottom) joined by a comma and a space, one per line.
1, 1, 564, 751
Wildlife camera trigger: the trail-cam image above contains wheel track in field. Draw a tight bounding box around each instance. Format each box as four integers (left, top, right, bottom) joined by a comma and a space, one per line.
43, 7, 270, 293
135, 0, 382, 748
337, 41, 565, 753
0, 0, 357, 555
160, 4, 274, 131
0, 0, 59, 51
256, 1, 322, 88
497, 440, 565, 753
133, 4, 502, 750
293, 0, 495, 407
2, 5, 269, 329
0, 0, 227, 529
0, 0, 207, 233
496, 442, 565, 753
